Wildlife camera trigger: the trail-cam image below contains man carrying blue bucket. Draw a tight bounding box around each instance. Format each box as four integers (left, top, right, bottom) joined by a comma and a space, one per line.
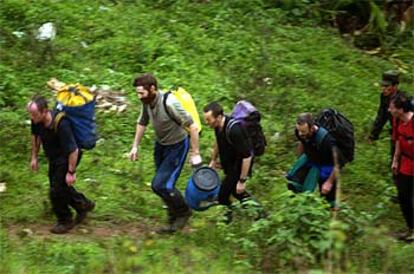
129, 73, 202, 234
203, 102, 264, 223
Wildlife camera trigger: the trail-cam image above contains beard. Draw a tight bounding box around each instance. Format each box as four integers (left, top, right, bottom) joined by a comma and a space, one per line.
140, 92, 157, 105
298, 133, 313, 143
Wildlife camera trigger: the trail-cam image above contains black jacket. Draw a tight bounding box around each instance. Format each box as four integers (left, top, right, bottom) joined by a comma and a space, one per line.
369, 90, 401, 140
215, 116, 252, 174
31, 111, 78, 165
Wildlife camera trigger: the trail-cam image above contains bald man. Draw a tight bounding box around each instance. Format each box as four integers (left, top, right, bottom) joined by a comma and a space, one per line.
28, 95, 94, 234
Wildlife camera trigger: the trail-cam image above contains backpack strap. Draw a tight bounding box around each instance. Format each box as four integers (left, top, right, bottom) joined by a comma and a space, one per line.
225, 118, 239, 145
412, 114, 414, 132
162, 91, 182, 127
315, 127, 329, 147
52, 112, 66, 133
68, 85, 89, 103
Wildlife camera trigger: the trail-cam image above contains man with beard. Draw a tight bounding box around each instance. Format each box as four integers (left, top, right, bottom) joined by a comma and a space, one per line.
129, 73, 201, 233
289, 113, 339, 206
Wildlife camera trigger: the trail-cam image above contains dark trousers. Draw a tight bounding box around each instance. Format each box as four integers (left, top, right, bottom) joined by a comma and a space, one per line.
390, 140, 396, 164
390, 140, 397, 183
152, 137, 190, 217
395, 174, 414, 229
219, 160, 252, 206
48, 162, 92, 223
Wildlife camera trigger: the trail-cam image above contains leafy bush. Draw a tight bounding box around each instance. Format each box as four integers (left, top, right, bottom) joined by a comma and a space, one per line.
214, 191, 373, 271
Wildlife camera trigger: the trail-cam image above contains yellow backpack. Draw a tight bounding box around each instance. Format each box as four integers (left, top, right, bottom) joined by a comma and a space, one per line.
56, 83, 94, 106
163, 87, 202, 134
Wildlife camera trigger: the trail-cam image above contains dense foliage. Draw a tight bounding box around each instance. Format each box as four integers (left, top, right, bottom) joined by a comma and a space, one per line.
1, 0, 413, 273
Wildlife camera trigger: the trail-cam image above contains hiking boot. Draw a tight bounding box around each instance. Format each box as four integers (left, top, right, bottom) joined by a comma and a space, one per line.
167, 215, 176, 226
167, 209, 177, 225
156, 210, 192, 234
156, 224, 177, 234
171, 210, 192, 231
50, 221, 74, 234
397, 229, 414, 243
75, 201, 95, 225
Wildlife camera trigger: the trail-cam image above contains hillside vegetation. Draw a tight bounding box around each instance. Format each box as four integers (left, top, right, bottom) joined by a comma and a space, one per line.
1, 1, 413, 273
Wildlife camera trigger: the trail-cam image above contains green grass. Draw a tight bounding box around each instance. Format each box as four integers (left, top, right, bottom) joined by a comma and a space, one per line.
1, 0, 413, 273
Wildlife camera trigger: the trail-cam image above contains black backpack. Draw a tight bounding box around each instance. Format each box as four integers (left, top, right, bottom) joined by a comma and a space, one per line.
225, 100, 267, 156
315, 108, 355, 164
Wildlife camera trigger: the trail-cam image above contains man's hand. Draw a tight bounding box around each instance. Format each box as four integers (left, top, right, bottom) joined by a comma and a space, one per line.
321, 180, 333, 195
66, 172, 76, 186
189, 154, 202, 166
208, 160, 218, 169
129, 147, 139, 161
236, 181, 246, 194
209, 159, 221, 169
30, 157, 39, 171
392, 160, 399, 175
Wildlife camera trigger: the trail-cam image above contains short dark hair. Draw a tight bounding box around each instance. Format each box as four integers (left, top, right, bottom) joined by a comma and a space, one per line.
391, 92, 413, 113
296, 112, 314, 127
203, 101, 224, 118
132, 73, 158, 91
30, 95, 49, 112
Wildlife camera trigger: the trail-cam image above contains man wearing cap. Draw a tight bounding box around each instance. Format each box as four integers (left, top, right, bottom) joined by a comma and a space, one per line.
369, 70, 402, 201
369, 70, 401, 147
129, 73, 202, 234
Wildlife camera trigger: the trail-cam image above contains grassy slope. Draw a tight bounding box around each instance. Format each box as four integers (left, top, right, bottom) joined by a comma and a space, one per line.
1, 0, 413, 273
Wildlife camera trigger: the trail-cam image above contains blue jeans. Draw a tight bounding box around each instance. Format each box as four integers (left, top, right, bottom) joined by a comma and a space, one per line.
152, 137, 190, 216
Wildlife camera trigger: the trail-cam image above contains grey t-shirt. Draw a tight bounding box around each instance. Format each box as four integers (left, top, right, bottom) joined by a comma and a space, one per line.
137, 91, 193, 145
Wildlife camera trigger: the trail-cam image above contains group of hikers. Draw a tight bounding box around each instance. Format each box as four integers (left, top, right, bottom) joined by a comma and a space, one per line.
27, 71, 413, 242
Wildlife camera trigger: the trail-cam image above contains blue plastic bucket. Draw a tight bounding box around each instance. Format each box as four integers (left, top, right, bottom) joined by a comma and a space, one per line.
185, 166, 221, 211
